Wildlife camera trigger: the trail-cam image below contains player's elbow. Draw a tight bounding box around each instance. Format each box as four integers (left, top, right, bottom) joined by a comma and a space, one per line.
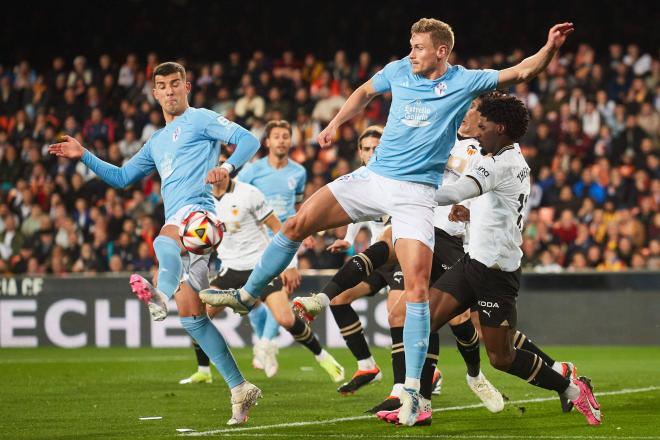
358, 83, 378, 101
517, 69, 534, 83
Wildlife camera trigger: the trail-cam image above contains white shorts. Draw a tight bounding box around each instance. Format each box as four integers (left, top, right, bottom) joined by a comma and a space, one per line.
328, 167, 436, 250
164, 204, 211, 292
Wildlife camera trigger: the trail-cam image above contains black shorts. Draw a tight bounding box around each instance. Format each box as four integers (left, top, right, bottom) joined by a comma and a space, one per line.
363, 263, 404, 295
209, 268, 282, 299
430, 228, 466, 284
432, 254, 520, 328
388, 228, 466, 289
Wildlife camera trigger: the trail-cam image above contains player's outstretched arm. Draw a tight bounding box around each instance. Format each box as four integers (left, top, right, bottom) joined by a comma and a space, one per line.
48, 135, 152, 188
434, 176, 482, 206
317, 80, 380, 148
498, 22, 574, 88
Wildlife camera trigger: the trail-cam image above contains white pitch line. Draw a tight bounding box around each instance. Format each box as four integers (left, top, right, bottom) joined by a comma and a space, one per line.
183, 386, 660, 437
0, 355, 191, 364
197, 435, 660, 439
188, 435, 660, 439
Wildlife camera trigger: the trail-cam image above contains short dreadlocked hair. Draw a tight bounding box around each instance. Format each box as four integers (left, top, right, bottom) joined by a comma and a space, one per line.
477, 94, 529, 141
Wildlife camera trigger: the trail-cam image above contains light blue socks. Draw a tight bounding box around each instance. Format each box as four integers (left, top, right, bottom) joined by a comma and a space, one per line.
180, 316, 244, 388
244, 232, 300, 298
403, 302, 430, 391
153, 236, 183, 299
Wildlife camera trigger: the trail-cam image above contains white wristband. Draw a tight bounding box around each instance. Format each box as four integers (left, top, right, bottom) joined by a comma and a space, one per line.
220, 162, 235, 174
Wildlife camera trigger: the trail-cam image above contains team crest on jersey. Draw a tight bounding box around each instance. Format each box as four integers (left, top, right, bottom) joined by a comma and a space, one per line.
434, 82, 448, 97
231, 205, 239, 217
288, 177, 296, 190
467, 145, 478, 156
172, 127, 181, 142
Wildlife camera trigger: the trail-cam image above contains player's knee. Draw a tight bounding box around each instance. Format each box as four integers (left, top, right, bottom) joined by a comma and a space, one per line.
405, 284, 429, 302
206, 305, 224, 319
279, 313, 295, 329
282, 215, 308, 241
388, 312, 405, 328
274, 307, 295, 329
487, 349, 515, 371
330, 294, 350, 305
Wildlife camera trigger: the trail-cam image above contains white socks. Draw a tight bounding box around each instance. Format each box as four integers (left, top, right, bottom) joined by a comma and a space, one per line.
551, 362, 564, 375
562, 381, 580, 401
357, 357, 377, 371
198, 366, 211, 374
404, 377, 420, 391
239, 288, 257, 306
315, 293, 330, 308
391, 383, 404, 397
315, 349, 330, 362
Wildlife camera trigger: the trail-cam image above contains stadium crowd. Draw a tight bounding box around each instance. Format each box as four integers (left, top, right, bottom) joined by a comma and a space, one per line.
0, 43, 658, 275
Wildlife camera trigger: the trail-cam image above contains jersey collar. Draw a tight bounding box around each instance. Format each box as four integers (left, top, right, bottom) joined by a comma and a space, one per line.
213, 179, 235, 201
494, 144, 515, 156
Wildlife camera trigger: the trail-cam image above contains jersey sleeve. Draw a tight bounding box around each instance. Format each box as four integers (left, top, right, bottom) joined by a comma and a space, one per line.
81, 139, 155, 188
465, 156, 501, 194
462, 68, 499, 96
248, 187, 274, 222
197, 109, 240, 143
295, 168, 307, 203
371, 59, 403, 94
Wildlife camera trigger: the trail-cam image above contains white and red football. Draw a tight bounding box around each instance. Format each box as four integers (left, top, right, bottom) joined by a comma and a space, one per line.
179, 210, 223, 255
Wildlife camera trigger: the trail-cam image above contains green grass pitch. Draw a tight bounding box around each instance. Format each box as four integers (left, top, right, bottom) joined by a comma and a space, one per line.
1, 346, 659, 439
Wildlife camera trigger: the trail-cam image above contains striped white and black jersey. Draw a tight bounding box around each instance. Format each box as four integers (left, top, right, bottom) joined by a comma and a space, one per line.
465, 144, 531, 272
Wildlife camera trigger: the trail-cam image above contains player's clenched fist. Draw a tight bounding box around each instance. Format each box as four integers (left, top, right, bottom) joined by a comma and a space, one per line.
206, 166, 230, 184
317, 125, 337, 148
448, 205, 470, 222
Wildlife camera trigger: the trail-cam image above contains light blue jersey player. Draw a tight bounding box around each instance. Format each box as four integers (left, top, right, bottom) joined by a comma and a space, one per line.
239, 134, 306, 223
48, 62, 263, 426
199, 19, 574, 426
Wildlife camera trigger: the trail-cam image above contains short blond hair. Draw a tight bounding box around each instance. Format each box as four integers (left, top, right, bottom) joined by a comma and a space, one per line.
411, 18, 454, 52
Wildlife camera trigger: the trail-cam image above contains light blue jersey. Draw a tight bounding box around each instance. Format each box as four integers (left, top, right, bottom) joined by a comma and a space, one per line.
238, 157, 306, 222
369, 58, 499, 186
81, 107, 259, 219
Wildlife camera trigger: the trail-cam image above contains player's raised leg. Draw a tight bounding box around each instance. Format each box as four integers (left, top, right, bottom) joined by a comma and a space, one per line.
129, 227, 185, 321
200, 186, 353, 312
263, 288, 344, 382
293, 240, 393, 321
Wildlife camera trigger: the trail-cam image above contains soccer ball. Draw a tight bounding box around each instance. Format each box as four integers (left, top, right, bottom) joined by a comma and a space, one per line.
179, 210, 223, 255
